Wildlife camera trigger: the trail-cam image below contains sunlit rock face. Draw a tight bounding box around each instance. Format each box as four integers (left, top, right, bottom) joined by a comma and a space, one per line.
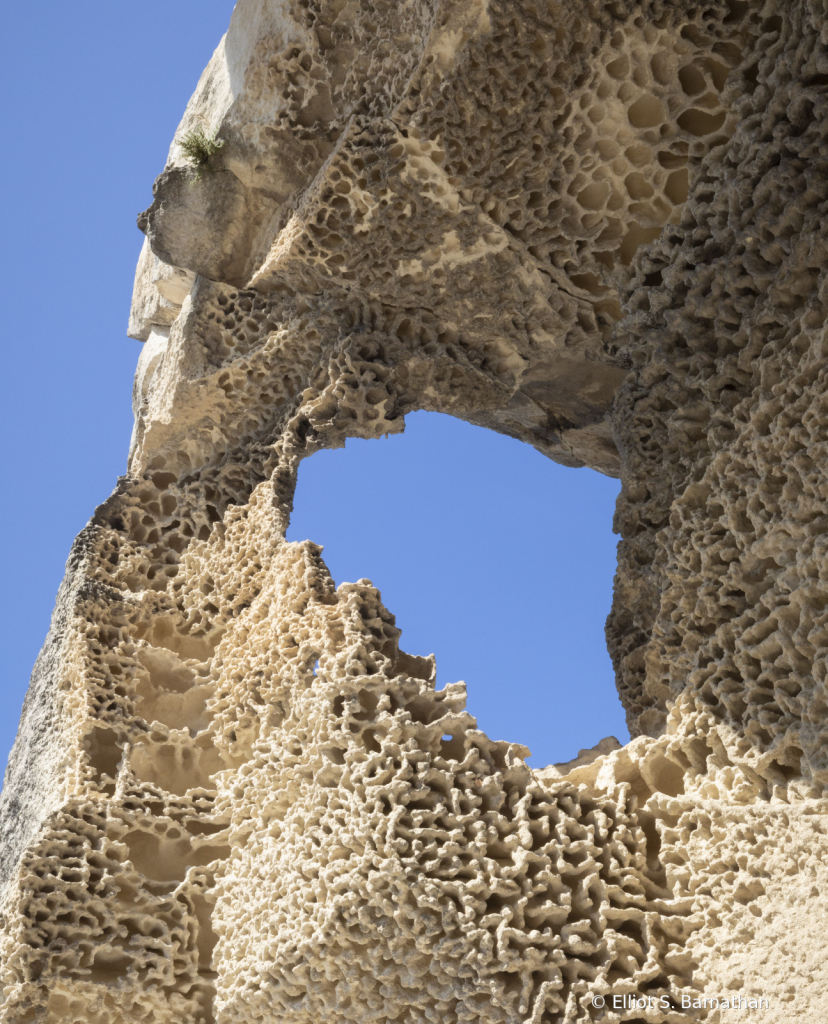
2, 0, 828, 1021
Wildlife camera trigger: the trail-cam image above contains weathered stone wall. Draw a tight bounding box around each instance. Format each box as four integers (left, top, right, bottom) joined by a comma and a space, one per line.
2, 1, 827, 1021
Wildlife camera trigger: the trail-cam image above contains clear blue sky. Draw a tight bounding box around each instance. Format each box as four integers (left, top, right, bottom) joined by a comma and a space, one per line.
0, 2, 627, 781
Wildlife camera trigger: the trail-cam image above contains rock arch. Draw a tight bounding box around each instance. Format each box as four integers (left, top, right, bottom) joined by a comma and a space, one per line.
3, 0, 828, 1021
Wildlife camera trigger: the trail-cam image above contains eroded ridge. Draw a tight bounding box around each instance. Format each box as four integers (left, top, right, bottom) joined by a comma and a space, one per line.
0, 510, 700, 1023
3, 0, 828, 1021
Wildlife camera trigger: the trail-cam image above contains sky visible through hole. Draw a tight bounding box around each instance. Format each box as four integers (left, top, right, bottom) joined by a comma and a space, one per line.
287, 412, 629, 768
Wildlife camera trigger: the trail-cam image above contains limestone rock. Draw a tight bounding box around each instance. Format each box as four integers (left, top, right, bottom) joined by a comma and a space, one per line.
128, 238, 196, 341
3, 0, 828, 1021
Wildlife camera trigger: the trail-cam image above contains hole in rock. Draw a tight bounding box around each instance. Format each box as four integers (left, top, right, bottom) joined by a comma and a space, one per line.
287, 412, 629, 767
85, 726, 123, 780
124, 829, 230, 884
627, 94, 666, 129
129, 734, 225, 796
192, 892, 220, 968
86, 952, 133, 984
133, 647, 213, 734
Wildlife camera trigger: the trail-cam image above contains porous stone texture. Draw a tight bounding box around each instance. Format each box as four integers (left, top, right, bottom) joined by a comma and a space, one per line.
2, 0, 827, 1021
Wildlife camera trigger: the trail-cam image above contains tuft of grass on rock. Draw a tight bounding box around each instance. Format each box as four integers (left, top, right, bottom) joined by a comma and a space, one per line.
179, 125, 225, 181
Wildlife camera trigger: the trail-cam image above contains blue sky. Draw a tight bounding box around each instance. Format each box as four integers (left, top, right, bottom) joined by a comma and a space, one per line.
0, 2, 627, 780
287, 416, 627, 765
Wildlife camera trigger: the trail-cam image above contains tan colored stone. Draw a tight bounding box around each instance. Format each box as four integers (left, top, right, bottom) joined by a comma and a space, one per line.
3, 0, 828, 1021
128, 237, 196, 341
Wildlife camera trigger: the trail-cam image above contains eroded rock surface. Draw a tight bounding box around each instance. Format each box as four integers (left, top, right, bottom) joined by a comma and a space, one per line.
2, 0, 828, 1021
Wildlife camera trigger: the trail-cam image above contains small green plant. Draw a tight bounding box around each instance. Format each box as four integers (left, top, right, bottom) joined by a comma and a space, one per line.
179, 124, 225, 181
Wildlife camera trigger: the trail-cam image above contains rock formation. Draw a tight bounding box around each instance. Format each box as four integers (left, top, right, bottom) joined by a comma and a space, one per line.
2, 0, 827, 1020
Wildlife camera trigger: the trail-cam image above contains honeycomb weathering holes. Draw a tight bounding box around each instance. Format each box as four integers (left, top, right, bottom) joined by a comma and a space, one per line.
4, 0, 828, 1022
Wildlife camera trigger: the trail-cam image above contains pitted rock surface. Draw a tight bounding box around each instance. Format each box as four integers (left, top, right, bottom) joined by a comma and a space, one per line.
2, 1, 828, 1022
